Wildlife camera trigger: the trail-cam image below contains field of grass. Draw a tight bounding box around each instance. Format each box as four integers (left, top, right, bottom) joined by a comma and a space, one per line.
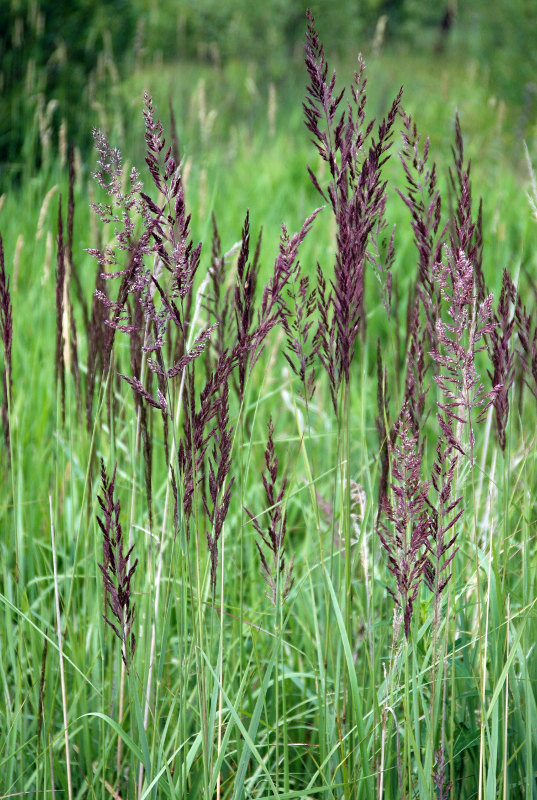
1, 14, 537, 800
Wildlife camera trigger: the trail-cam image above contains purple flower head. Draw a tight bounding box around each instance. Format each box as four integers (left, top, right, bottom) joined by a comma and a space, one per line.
304, 11, 401, 409
245, 418, 294, 606
431, 248, 501, 460
378, 404, 431, 639
97, 461, 138, 671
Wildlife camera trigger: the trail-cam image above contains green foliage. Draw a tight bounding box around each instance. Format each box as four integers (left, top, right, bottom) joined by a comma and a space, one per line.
0, 0, 136, 175
134, 0, 376, 75
3, 0, 537, 179
457, 0, 537, 108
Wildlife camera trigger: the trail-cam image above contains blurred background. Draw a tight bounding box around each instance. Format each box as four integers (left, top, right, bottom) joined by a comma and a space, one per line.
1, 0, 536, 181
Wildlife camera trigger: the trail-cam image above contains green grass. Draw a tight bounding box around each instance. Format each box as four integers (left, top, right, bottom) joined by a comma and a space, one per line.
1, 40, 537, 800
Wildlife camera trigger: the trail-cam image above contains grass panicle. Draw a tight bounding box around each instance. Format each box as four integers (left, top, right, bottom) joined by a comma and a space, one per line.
489, 268, 516, 451
245, 417, 294, 605
432, 248, 500, 461
305, 10, 402, 410
378, 403, 431, 639
514, 282, 537, 404
397, 111, 443, 348
97, 459, 138, 671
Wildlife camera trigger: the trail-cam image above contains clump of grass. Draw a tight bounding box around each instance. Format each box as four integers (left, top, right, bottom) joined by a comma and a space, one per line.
3, 10, 537, 800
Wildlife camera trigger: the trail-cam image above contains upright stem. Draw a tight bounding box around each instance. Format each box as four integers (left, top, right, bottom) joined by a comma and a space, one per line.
120, 318, 149, 792
343, 380, 352, 629
471, 450, 485, 800
342, 379, 352, 751
216, 528, 225, 800
49, 497, 73, 800
193, 484, 210, 798
274, 594, 280, 792
403, 638, 411, 799
138, 278, 209, 794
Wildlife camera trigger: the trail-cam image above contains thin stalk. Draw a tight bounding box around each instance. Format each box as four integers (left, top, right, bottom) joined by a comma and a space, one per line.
378, 706, 387, 799
290, 382, 324, 566
472, 467, 485, 800
337, 377, 352, 772
281, 608, 290, 796
403, 639, 411, 799
119, 317, 150, 793
306, 560, 330, 798
342, 380, 351, 634
239, 412, 246, 682
5, 357, 16, 577
49, 496, 73, 800
323, 382, 341, 752
274, 590, 281, 793
216, 524, 225, 800
502, 594, 510, 800
522, 435, 533, 800
448, 581, 456, 799
138, 274, 210, 795
481, 505, 495, 799
194, 503, 210, 797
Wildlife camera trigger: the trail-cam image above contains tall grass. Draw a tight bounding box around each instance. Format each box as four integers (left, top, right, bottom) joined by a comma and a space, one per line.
1, 12, 537, 800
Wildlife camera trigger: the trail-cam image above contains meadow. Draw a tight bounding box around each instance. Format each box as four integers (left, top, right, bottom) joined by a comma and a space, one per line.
1, 9, 537, 800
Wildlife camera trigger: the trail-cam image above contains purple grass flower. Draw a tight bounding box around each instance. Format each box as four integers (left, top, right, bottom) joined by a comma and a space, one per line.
378, 404, 431, 639
304, 11, 401, 412
97, 460, 138, 671
514, 286, 537, 404
203, 214, 233, 371
253, 210, 321, 366
423, 241, 492, 607
396, 111, 444, 346
488, 269, 516, 451
203, 381, 234, 588
233, 210, 262, 401
427, 424, 463, 617
404, 298, 429, 436
433, 746, 452, 800
280, 272, 317, 405
375, 340, 392, 515
245, 417, 294, 605
178, 349, 239, 539
431, 248, 500, 461
448, 116, 485, 303
89, 93, 318, 586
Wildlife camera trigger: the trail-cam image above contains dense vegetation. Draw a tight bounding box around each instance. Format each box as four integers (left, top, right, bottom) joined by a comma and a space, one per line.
1, 5, 537, 799
2, 0, 537, 174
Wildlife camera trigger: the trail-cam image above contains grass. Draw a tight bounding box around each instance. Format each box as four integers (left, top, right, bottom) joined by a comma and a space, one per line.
1, 17, 537, 800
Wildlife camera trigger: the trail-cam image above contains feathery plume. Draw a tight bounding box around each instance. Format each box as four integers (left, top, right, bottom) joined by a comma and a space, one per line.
245, 417, 294, 605
304, 10, 401, 407
97, 461, 138, 671
488, 269, 516, 450
397, 111, 444, 347
378, 404, 431, 639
